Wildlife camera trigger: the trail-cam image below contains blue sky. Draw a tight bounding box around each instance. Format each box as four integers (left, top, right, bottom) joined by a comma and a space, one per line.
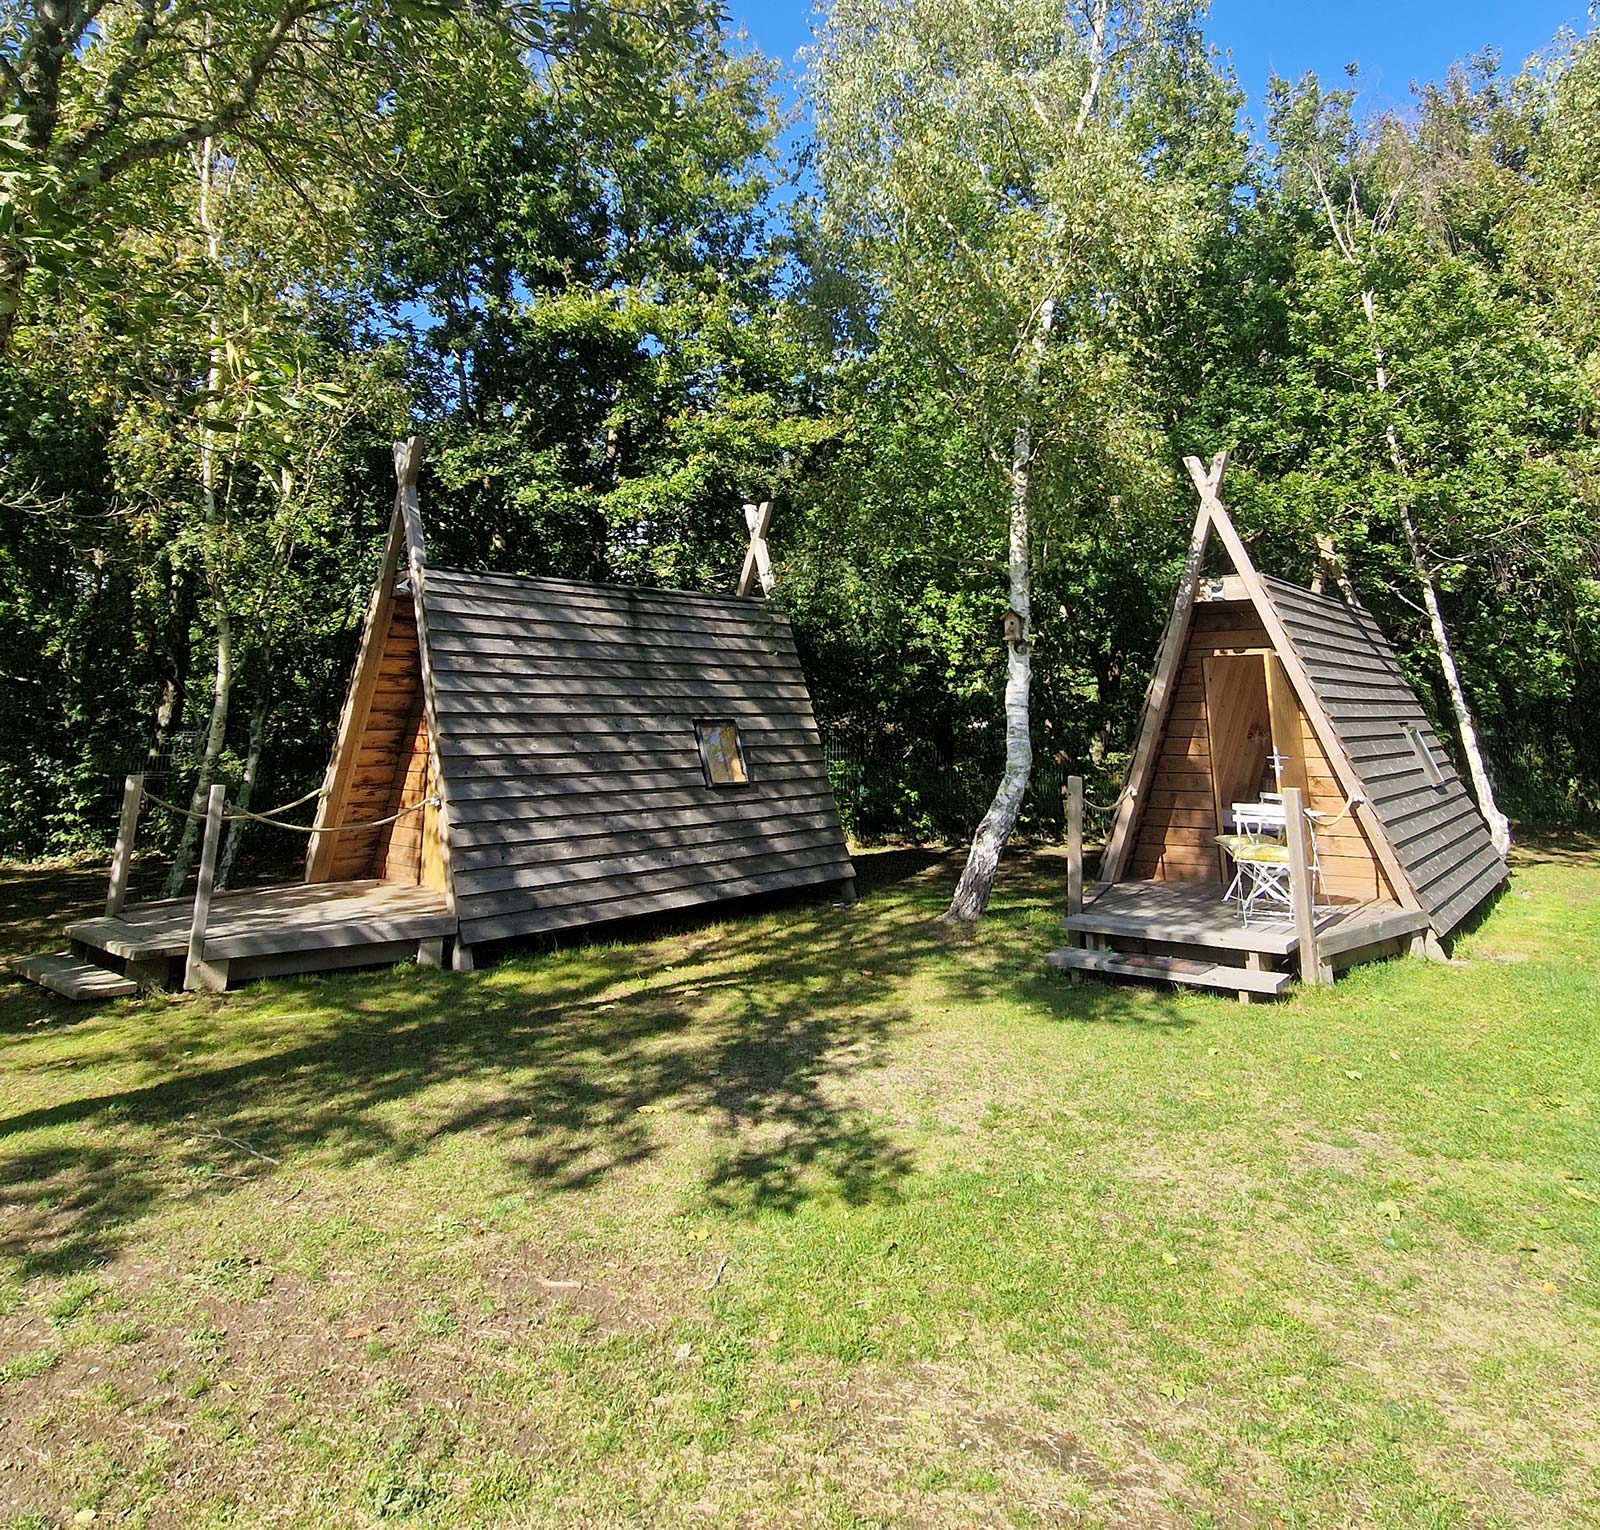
726, 0, 1590, 128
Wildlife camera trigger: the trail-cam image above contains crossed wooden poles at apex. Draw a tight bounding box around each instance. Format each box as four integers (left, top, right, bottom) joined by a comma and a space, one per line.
738, 500, 775, 598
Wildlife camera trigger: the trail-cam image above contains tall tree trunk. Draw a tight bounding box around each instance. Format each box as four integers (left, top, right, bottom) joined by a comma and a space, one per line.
164, 127, 235, 897
0, 246, 27, 357
162, 609, 231, 896
944, 298, 1055, 923
1361, 291, 1511, 857
1396, 498, 1512, 857
145, 559, 195, 773
1312, 531, 1357, 604
218, 686, 268, 888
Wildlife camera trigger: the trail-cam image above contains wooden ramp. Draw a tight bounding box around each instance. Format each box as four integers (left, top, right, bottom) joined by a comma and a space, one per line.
5, 881, 459, 999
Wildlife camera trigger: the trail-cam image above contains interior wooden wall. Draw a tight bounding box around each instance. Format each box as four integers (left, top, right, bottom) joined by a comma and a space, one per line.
1129, 601, 1395, 903
327, 604, 444, 888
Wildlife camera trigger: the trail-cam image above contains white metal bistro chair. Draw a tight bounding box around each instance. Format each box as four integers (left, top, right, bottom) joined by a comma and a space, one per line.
1217, 798, 1321, 926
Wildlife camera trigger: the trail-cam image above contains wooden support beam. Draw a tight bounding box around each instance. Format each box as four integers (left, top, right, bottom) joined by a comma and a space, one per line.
737, 500, 776, 598
1066, 774, 1084, 926
184, 784, 228, 993
392, 436, 462, 925
1100, 457, 1224, 885
1283, 786, 1323, 985
105, 773, 144, 917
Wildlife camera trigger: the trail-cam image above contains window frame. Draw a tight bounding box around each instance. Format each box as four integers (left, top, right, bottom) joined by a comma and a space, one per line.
694, 718, 751, 788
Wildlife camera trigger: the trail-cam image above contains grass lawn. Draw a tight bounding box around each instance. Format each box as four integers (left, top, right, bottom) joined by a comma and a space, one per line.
1, 843, 1597, 1528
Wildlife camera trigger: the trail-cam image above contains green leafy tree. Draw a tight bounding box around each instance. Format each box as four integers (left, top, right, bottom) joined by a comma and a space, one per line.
803, 0, 1240, 918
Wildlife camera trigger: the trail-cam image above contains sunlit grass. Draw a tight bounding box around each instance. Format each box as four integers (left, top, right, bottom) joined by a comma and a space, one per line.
0, 843, 1596, 1526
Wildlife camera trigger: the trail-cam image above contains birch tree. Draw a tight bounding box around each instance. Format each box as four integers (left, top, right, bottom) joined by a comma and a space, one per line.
1273, 78, 1514, 855
806, 0, 1224, 920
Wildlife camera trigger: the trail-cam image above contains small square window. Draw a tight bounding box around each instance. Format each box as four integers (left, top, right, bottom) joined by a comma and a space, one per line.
696, 720, 749, 786
1404, 724, 1446, 787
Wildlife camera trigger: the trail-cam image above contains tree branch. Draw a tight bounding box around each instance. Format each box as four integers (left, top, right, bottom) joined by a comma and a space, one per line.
68, 0, 317, 200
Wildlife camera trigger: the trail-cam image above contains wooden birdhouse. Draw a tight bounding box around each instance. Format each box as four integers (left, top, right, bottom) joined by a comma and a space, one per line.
1002, 608, 1027, 648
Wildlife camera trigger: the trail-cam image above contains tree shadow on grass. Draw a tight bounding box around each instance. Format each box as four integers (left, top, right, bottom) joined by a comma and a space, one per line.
0, 847, 1183, 1281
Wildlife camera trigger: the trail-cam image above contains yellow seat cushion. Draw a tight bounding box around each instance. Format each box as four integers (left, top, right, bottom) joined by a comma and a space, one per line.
1214, 833, 1289, 864
1233, 841, 1289, 865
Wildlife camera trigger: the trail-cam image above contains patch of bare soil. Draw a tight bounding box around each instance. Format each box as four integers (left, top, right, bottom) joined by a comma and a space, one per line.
1277, 1125, 1398, 1179
688, 1354, 1225, 1530
0, 1220, 699, 1525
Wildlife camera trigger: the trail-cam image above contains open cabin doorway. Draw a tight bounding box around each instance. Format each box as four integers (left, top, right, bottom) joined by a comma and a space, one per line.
1200, 652, 1309, 882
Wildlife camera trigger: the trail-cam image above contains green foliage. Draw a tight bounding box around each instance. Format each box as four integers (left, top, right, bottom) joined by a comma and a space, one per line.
1169, 61, 1600, 824
0, 0, 1598, 856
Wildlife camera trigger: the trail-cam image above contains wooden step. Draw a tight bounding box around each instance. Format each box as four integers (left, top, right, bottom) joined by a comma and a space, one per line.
7, 951, 139, 1001
1045, 945, 1293, 997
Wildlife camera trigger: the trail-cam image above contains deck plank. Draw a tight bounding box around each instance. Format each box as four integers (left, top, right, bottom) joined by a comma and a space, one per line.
1045, 947, 1294, 996
68, 881, 455, 960
1061, 880, 1426, 957
8, 952, 138, 1001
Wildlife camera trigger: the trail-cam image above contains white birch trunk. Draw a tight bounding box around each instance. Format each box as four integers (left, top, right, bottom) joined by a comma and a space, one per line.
218, 689, 267, 888
1396, 498, 1512, 857
942, 1, 1105, 922
945, 299, 1055, 923
164, 131, 236, 897
1361, 291, 1511, 858
163, 610, 232, 895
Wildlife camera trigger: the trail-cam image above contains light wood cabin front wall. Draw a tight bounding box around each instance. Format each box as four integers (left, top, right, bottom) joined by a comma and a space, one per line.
327, 604, 445, 888
1129, 602, 1395, 904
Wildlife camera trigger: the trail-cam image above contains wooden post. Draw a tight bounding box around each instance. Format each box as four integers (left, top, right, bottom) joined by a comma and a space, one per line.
105, 773, 144, 917
1283, 785, 1323, 985
184, 784, 228, 993
1066, 774, 1084, 922
394, 437, 461, 925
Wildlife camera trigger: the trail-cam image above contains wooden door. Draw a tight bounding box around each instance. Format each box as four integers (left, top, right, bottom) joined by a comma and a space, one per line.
1203, 653, 1273, 881
1264, 656, 1310, 797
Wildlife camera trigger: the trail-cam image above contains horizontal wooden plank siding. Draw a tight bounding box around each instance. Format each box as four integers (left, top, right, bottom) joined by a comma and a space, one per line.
329, 607, 422, 882
1262, 575, 1506, 934
1126, 596, 1397, 903
421, 568, 852, 945
1129, 602, 1270, 883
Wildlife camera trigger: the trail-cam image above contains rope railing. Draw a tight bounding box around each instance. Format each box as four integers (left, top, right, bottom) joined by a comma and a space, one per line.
139, 788, 438, 834
103, 769, 446, 993
1307, 794, 1364, 831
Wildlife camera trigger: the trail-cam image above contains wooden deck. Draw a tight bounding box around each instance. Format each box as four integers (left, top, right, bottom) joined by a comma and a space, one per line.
1061, 880, 1428, 959
1049, 879, 1431, 999
63, 880, 456, 990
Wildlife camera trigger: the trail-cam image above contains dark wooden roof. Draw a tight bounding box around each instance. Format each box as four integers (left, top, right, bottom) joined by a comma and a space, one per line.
1261, 575, 1506, 934
420, 568, 853, 946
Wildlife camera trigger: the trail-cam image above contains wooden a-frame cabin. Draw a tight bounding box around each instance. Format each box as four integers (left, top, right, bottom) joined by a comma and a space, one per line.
15, 440, 852, 998
1047, 453, 1506, 1002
